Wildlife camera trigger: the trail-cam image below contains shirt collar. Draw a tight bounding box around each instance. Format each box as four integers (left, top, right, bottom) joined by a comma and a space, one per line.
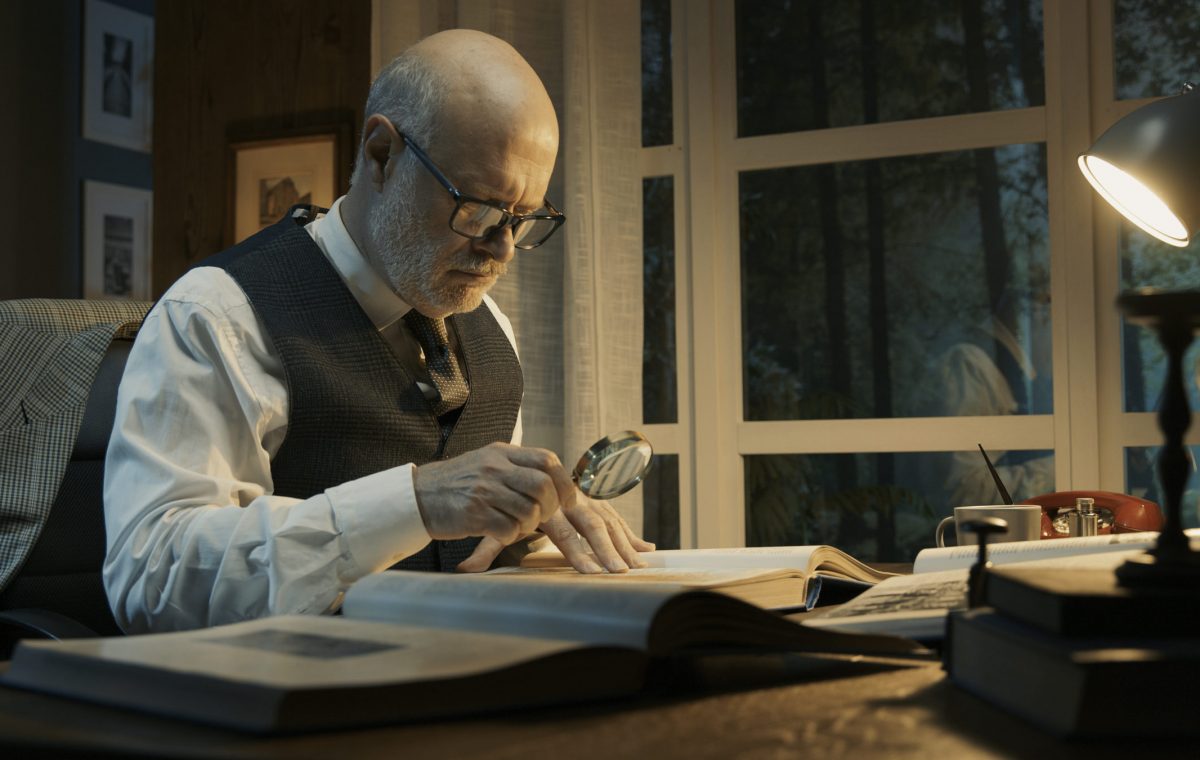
306, 196, 412, 331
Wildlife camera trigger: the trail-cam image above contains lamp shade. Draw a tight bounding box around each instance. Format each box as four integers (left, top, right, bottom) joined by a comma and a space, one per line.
1078, 84, 1200, 247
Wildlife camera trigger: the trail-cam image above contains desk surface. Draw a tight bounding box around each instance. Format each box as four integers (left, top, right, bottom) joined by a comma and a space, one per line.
1, 654, 1194, 759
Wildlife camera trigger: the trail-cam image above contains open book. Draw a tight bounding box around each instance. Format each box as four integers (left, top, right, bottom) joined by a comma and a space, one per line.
507, 545, 897, 610
805, 529, 1200, 641
909, 529, 1199, 573
2, 569, 923, 734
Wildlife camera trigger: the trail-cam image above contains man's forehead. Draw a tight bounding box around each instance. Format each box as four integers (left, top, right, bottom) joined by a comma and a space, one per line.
454, 154, 555, 211
431, 117, 557, 204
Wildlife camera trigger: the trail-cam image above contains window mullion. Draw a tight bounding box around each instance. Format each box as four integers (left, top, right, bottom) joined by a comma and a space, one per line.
1042, 0, 1101, 490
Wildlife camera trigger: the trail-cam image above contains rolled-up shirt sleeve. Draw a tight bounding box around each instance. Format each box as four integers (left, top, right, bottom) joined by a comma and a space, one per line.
102, 268, 432, 633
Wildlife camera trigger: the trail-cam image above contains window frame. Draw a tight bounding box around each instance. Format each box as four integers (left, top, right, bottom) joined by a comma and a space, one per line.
639, 0, 1183, 549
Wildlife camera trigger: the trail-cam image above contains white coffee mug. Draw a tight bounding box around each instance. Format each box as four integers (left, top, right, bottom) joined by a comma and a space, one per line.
935, 504, 1042, 547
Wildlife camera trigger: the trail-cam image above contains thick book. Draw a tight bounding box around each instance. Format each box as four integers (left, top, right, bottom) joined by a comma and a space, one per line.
2, 570, 922, 733
944, 608, 1200, 737
512, 545, 897, 610
985, 556, 1200, 638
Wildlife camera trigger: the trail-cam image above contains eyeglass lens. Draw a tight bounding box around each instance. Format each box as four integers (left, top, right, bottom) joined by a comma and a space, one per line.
451, 202, 558, 248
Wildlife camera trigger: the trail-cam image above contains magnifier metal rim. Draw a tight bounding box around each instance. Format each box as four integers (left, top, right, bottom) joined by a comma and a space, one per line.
572, 430, 654, 499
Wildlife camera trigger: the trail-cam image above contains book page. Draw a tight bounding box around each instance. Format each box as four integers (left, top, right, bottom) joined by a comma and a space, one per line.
799, 570, 967, 640
640, 547, 824, 569
812, 569, 968, 619
519, 545, 891, 582
344, 570, 691, 649
486, 566, 814, 610
488, 565, 804, 588
521, 546, 822, 571
644, 547, 893, 582
993, 546, 1158, 572
911, 528, 1200, 573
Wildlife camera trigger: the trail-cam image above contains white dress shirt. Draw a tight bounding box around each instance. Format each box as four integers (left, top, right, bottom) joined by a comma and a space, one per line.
103, 198, 522, 633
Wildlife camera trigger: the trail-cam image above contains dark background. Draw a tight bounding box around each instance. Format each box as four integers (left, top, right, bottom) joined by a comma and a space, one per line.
0, 0, 371, 301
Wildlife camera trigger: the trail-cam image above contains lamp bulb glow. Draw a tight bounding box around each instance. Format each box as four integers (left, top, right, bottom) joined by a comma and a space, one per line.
1078, 155, 1189, 247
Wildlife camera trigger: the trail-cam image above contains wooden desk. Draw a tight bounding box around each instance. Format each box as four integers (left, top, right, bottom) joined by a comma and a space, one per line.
1, 654, 1194, 759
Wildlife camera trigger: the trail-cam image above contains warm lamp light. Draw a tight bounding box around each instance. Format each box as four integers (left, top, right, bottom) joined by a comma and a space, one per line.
1078, 156, 1188, 246
1078, 82, 1200, 247
1079, 82, 1200, 588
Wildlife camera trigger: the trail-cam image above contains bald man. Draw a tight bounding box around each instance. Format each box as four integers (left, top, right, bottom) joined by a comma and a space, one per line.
103, 30, 653, 634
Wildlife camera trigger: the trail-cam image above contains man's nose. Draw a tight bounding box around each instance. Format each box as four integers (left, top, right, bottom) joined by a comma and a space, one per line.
473, 225, 516, 264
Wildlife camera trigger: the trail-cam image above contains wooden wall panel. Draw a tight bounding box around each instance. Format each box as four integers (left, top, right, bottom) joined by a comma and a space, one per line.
2, 2, 66, 300
152, 0, 371, 294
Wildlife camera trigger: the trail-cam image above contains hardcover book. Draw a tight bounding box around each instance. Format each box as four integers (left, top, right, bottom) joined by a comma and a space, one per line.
944, 608, 1200, 737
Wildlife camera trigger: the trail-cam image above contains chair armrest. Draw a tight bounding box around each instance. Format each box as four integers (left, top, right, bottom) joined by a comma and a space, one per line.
0, 608, 99, 642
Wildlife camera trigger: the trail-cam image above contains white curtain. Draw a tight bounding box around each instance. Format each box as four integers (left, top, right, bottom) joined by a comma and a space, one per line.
374, 0, 645, 527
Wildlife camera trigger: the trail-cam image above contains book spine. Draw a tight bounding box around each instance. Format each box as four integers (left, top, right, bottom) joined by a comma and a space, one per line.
944, 611, 1083, 737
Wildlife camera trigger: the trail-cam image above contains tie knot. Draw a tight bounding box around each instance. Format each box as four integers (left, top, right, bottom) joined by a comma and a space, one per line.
404, 310, 451, 357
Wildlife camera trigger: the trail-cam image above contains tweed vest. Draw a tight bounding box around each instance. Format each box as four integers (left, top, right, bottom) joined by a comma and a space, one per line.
211, 209, 523, 571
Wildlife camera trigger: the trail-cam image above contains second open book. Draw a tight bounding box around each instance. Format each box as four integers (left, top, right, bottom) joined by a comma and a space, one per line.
495, 543, 897, 610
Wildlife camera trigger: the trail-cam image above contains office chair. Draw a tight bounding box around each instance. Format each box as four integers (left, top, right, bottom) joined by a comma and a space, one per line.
0, 299, 150, 657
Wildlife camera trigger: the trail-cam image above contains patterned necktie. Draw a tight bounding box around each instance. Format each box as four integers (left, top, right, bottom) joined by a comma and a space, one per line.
404, 311, 470, 416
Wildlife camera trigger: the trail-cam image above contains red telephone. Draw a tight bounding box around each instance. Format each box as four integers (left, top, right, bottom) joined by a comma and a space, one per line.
1024, 490, 1163, 539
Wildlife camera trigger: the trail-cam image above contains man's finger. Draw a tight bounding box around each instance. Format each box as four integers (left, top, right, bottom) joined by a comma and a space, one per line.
504, 447, 577, 509
594, 501, 647, 569
539, 513, 604, 573
456, 536, 507, 573
566, 506, 629, 573
624, 523, 656, 552
598, 499, 656, 554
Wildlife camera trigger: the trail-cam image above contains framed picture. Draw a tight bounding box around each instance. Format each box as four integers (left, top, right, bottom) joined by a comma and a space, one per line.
227, 124, 350, 245
83, 180, 153, 301
82, 0, 154, 152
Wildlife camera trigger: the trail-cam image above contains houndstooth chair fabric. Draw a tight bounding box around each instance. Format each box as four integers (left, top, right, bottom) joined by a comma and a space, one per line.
0, 299, 150, 592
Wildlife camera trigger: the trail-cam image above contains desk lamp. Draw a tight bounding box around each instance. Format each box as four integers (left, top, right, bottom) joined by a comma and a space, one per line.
1078, 82, 1200, 587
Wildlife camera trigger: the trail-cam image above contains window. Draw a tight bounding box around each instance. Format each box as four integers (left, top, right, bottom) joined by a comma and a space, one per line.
639, 1, 1199, 558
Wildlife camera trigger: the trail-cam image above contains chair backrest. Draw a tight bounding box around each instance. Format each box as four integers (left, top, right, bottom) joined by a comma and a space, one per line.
0, 337, 133, 635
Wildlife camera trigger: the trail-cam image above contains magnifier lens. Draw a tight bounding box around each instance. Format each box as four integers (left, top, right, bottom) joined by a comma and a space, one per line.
572, 431, 654, 500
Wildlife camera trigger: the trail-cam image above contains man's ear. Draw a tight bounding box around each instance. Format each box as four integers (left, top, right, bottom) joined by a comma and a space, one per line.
361, 114, 404, 192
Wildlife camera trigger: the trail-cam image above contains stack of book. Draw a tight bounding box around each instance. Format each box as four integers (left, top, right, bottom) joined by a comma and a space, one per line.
944, 548, 1200, 738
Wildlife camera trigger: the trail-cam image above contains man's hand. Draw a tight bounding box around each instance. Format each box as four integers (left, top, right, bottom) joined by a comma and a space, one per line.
412, 443, 577, 546
457, 491, 656, 574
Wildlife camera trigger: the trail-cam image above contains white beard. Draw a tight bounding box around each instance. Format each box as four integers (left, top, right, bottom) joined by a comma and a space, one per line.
366, 169, 507, 315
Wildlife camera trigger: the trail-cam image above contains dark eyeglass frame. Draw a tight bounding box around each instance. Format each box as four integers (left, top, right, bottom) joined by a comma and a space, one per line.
401, 134, 565, 250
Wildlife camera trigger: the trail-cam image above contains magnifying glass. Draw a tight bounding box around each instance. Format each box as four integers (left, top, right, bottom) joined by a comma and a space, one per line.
571, 430, 654, 499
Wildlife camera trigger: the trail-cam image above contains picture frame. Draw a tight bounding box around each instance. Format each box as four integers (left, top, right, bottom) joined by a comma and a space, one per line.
82, 0, 154, 152
83, 180, 153, 301
227, 123, 351, 245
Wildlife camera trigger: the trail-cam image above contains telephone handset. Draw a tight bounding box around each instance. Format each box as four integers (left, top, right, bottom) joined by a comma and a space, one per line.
1023, 490, 1163, 539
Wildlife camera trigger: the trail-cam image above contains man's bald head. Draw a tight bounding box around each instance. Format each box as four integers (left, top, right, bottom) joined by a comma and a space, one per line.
354, 30, 557, 181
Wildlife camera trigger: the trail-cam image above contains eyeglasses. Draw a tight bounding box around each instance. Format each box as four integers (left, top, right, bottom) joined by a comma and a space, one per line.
401, 134, 565, 250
